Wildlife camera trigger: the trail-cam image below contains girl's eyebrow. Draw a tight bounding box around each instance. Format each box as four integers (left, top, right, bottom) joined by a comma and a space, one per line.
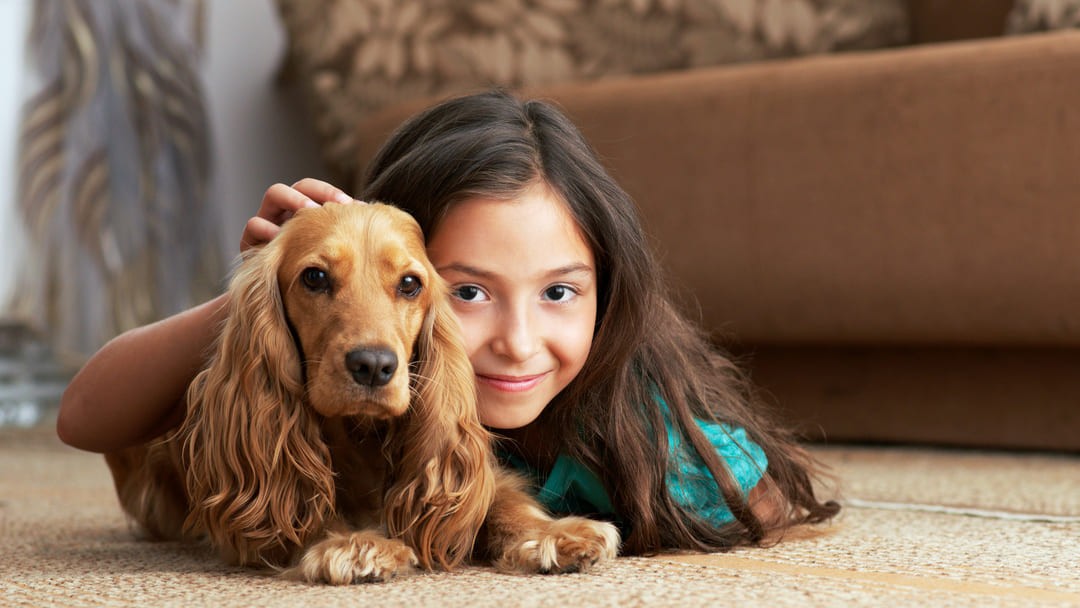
547, 263, 594, 279
435, 262, 594, 280
435, 262, 495, 278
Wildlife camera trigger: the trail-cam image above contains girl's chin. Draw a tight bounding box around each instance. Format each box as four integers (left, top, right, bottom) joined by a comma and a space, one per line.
475, 374, 553, 429
477, 402, 544, 430
479, 415, 537, 430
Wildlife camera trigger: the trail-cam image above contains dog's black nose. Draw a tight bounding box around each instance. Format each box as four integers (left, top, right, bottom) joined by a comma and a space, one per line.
345, 348, 398, 387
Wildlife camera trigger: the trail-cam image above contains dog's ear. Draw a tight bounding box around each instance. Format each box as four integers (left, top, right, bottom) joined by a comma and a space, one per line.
179, 242, 335, 567
384, 276, 497, 570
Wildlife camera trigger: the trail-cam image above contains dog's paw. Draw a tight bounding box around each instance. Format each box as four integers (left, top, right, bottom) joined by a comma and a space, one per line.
286, 530, 418, 584
495, 516, 620, 574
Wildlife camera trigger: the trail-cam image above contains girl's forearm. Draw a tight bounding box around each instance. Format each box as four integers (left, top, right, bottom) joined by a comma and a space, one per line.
56, 293, 230, 453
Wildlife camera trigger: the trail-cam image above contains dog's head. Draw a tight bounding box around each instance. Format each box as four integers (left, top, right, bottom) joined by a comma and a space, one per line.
274, 203, 436, 419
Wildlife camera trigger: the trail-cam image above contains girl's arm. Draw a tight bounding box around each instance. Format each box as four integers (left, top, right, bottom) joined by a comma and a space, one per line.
56, 179, 356, 453
56, 295, 228, 452
748, 476, 786, 528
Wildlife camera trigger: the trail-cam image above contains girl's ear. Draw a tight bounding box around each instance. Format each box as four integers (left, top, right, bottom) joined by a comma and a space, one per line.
179, 244, 335, 567
383, 279, 496, 570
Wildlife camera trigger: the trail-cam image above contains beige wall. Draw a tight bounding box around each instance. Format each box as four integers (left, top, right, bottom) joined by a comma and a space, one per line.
202, 0, 328, 260
0, 1, 30, 306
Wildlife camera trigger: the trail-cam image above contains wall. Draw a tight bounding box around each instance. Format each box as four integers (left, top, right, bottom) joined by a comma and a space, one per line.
203, 0, 329, 258
0, 1, 30, 305
0, 0, 328, 310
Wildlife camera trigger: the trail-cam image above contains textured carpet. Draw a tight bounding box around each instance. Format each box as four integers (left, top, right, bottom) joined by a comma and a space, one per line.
2, 428, 1078, 607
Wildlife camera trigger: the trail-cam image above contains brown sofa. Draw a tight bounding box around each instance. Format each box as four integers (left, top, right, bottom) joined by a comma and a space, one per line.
295, 1, 1080, 452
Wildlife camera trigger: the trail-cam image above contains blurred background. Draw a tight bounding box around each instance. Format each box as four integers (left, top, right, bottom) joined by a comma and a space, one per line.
2, 0, 1075, 452
0, 0, 326, 429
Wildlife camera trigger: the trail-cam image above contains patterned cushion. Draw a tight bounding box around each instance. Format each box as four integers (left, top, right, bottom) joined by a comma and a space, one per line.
1006, 0, 1080, 33
274, 0, 909, 182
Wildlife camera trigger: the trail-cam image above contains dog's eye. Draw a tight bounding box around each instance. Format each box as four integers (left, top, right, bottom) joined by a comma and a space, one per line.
397, 275, 422, 299
301, 267, 330, 292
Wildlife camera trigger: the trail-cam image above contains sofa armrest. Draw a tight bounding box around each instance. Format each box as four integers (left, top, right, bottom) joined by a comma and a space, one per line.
357, 31, 1080, 348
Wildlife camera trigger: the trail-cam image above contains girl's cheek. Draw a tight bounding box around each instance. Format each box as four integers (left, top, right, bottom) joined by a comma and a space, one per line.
558, 312, 596, 369
450, 309, 489, 362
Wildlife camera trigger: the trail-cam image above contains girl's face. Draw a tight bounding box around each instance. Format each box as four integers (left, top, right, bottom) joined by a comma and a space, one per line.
426, 184, 597, 429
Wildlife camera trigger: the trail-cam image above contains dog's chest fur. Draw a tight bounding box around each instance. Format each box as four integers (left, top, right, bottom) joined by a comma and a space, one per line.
322, 417, 393, 529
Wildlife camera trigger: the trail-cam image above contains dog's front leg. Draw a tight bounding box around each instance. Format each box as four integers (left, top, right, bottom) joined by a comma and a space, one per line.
284, 526, 418, 584
483, 469, 620, 574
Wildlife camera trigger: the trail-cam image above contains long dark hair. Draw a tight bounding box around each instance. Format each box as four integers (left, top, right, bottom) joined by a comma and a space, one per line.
362, 88, 839, 554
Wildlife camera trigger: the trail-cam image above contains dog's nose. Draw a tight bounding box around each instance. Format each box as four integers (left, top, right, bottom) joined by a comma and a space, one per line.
345, 348, 398, 387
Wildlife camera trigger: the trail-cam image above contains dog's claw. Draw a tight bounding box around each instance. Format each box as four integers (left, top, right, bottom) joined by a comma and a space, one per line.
286, 530, 418, 585
496, 517, 620, 574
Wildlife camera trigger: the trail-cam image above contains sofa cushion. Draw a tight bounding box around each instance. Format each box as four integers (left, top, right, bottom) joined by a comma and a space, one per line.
274, 0, 909, 183
1007, 0, 1080, 32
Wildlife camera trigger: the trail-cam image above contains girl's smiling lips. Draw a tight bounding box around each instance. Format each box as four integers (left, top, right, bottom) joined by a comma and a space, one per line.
476, 372, 550, 393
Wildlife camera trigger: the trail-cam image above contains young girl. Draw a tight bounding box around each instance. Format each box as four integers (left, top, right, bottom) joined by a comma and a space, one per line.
58, 89, 838, 555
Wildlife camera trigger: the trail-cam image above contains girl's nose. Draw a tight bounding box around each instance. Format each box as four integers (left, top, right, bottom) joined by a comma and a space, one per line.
491, 305, 540, 362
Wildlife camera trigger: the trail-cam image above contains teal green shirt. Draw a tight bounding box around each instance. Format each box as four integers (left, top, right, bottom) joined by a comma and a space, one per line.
500, 403, 768, 527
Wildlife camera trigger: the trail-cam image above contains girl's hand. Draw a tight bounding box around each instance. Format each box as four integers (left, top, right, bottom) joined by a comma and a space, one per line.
240, 178, 358, 252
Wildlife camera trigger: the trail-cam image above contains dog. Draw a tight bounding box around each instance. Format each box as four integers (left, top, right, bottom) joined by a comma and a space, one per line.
104, 202, 619, 584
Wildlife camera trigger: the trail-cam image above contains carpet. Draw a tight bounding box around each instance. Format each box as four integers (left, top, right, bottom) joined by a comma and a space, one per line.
2, 428, 1078, 607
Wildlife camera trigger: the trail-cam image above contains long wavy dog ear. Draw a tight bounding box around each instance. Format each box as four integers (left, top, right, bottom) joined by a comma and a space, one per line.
384, 276, 497, 570
180, 243, 334, 567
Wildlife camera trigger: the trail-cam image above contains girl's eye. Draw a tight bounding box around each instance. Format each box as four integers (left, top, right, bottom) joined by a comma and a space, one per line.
398, 275, 423, 299
452, 285, 488, 302
301, 267, 331, 292
543, 284, 576, 302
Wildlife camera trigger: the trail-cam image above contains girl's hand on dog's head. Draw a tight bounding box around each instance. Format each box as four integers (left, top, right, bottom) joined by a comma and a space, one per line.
241, 179, 361, 252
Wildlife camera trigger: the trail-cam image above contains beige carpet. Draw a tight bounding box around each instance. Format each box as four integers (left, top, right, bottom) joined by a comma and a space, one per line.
2, 428, 1078, 607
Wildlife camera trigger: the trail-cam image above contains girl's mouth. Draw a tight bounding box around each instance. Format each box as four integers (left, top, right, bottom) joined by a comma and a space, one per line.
476, 373, 549, 393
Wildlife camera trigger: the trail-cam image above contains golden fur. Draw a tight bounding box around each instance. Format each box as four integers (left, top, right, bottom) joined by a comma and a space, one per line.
105, 202, 618, 584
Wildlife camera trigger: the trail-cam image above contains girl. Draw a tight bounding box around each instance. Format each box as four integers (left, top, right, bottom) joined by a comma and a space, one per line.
58, 89, 838, 555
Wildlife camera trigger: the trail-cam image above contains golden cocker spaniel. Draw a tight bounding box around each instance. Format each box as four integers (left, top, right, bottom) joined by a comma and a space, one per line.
104, 202, 619, 584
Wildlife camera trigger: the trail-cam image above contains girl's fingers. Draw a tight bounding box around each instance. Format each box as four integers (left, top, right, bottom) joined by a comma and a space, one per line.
290, 178, 355, 206
260, 183, 319, 223
246, 179, 361, 252
260, 180, 359, 225
240, 216, 281, 252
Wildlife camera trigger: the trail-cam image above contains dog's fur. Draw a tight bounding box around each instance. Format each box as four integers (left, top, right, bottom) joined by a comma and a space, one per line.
104, 202, 618, 584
